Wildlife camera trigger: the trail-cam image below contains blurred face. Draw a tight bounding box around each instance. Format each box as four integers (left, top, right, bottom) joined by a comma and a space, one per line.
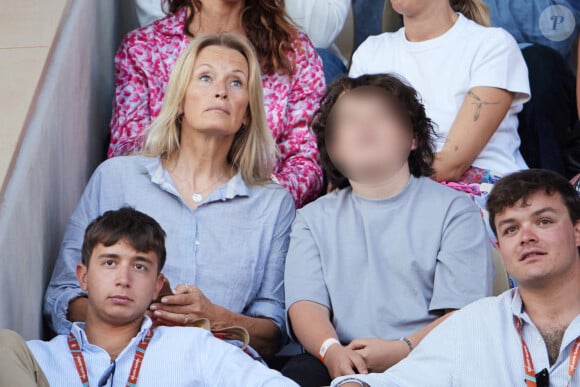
327, 87, 416, 183
182, 45, 249, 137
77, 240, 164, 327
495, 192, 580, 289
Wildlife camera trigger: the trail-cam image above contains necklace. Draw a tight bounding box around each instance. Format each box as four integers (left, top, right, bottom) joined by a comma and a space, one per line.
191, 173, 227, 203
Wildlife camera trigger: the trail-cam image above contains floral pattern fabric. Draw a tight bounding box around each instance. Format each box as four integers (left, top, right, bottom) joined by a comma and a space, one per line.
108, 8, 325, 207
440, 166, 502, 245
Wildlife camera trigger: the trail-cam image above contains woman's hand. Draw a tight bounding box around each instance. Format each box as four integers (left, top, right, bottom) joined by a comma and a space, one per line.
347, 338, 409, 373
323, 343, 368, 379
150, 284, 219, 327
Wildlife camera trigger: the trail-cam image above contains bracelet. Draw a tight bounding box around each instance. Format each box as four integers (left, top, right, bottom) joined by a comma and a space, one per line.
336, 379, 368, 386
400, 337, 414, 353
319, 338, 340, 361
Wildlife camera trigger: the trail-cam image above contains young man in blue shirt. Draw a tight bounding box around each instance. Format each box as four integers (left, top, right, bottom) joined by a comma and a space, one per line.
0, 208, 296, 387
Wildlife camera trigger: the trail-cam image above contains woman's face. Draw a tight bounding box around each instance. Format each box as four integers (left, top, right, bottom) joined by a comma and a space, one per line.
327, 88, 415, 183
182, 45, 250, 137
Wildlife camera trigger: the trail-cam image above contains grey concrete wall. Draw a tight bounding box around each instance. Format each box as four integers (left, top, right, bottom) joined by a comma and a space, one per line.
0, 0, 137, 339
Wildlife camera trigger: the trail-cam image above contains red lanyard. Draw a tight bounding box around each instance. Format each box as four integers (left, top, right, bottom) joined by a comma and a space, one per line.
514, 316, 580, 387
68, 329, 154, 387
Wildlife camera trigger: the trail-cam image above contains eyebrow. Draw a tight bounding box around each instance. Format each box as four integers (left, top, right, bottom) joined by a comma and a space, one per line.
97, 253, 120, 259
195, 63, 248, 76
496, 207, 558, 229
96, 253, 154, 265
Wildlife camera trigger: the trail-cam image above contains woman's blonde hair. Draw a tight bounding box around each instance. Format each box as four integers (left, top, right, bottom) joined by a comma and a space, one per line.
142, 33, 277, 185
450, 0, 490, 26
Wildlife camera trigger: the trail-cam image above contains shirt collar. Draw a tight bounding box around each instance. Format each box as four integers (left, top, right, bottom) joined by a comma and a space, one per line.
510, 287, 580, 346
510, 287, 537, 326
70, 316, 153, 350
154, 7, 187, 38
144, 156, 250, 203
510, 287, 524, 317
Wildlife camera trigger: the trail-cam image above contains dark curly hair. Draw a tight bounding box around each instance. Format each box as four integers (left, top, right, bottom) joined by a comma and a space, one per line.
311, 74, 436, 190
486, 169, 580, 237
164, 0, 297, 75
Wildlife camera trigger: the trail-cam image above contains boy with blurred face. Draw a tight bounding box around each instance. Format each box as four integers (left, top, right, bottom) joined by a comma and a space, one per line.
0, 208, 296, 387
282, 74, 492, 386
334, 169, 580, 386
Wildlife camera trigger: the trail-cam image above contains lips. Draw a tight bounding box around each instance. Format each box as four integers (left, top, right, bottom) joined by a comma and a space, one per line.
205, 106, 230, 114
109, 295, 133, 305
519, 250, 547, 262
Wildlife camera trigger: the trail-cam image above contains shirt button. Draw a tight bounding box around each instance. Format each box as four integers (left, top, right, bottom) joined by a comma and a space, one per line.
195, 240, 200, 245
537, 337, 542, 343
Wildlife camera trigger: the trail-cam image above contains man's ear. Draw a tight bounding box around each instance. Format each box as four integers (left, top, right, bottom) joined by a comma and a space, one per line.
76, 263, 89, 292
152, 273, 166, 300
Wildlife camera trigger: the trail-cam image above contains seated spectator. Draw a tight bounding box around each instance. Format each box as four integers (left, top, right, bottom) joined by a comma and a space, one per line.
350, 0, 530, 233
44, 33, 295, 360
0, 208, 296, 386
285, 0, 350, 84
111, 0, 325, 208
136, 0, 350, 85
281, 74, 493, 387
484, 0, 580, 177
333, 169, 580, 386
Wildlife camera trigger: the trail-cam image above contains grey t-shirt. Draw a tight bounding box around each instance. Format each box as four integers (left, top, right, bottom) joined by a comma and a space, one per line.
284, 176, 493, 343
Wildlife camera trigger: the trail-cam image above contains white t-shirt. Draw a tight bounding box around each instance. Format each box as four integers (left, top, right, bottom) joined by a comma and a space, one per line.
285, 0, 350, 49
350, 14, 531, 175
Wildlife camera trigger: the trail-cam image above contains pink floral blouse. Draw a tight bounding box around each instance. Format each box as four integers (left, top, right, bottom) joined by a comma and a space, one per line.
108, 8, 325, 207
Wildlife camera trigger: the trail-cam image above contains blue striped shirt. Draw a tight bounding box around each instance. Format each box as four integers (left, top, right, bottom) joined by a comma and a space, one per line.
333, 288, 580, 386
44, 155, 295, 335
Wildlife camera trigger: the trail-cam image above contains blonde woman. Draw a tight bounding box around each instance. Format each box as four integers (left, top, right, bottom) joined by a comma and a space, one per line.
44, 33, 295, 360
109, 0, 326, 208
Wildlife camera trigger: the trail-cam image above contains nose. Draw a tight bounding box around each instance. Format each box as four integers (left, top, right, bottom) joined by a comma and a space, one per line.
214, 79, 227, 100
115, 265, 131, 287
519, 225, 538, 245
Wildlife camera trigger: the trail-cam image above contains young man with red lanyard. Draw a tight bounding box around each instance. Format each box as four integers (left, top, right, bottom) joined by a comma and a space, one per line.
333, 169, 580, 387
0, 208, 296, 387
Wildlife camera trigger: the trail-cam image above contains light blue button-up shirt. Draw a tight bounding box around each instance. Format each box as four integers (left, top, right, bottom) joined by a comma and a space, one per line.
333, 288, 580, 386
27, 316, 298, 386
44, 156, 295, 335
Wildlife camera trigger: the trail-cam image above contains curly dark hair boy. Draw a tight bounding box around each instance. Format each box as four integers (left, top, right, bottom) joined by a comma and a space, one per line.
310, 73, 436, 189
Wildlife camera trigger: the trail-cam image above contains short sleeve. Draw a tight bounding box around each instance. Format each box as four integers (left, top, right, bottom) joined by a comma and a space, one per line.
349, 37, 375, 77
284, 212, 331, 337
469, 28, 530, 105
429, 195, 493, 312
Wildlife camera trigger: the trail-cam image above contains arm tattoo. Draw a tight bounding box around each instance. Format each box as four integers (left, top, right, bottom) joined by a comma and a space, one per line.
468, 91, 499, 122
444, 137, 460, 151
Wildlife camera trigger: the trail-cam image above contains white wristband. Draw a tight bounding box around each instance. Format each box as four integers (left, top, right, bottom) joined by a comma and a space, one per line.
319, 338, 340, 361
